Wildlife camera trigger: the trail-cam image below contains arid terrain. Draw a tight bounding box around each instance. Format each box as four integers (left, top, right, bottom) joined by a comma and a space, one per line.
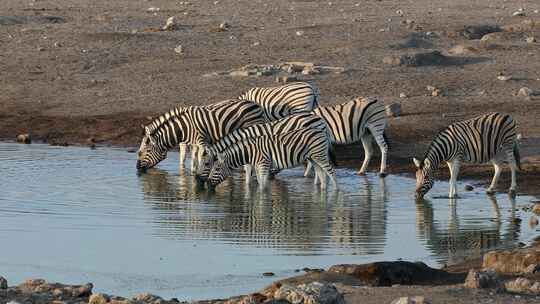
2, 0, 540, 303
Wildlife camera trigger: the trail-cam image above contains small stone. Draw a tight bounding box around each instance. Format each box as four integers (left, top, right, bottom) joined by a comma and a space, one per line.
147, 7, 160, 12
529, 216, 539, 228
464, 269, 503, 290
497, 75, 512, 81
0, 276, 7, 289
262, 272, 275, 277
391, 296, 430, 304
89, 293, 109, 304
296, 30, 304, 36
276, 76, 297, 83
465, 185, 474, 191
396, 10, 404, 16
219, 22, 230, 30
16, 134, 31, 144
162, 16, 179, 31
385, 103, 401, 117
252, 41, 260, 47
532, 203, 540, 215
133, 293, 163, 302
399, 93, 407, 98
426, 85, 436, 92
518, 87, 534, 97
37, 46, 45, 51
513, 9, 526, 17
54, 41, 62, 47
431, 89, 443, 96
526, 36, 536, 43
230, 70, 250, 77
174, 44, 184, 54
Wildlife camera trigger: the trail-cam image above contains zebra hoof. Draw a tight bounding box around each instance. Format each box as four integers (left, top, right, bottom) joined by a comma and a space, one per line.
357, 171, 366, 176
379, 172, 388, 178
508, 189, 517, 197
486, 189, 495, 195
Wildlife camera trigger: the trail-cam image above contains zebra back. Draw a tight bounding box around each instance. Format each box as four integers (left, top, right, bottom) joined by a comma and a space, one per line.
312, 97, 387, 144
239, 82, 319, 121
423, 112, 517, 166
209, 113, 327, 155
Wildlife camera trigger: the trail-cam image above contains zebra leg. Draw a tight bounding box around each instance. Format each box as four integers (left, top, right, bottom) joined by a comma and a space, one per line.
447, 160, 460, 198
179, 143, 188, 168
255, 165, 270, 190
244, 164, 253, 185
304, 161, 313, 177
369, 125, 389, 177
312, 159, 338, 191
358, 133, 373, 175
487, 160, 503, 195
505, 148, 518, 195
190, 145, 199, 174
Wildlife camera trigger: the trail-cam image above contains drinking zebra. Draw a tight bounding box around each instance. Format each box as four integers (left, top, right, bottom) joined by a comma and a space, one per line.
206, 127, 338, 191
307, 97, 389, 177
136, 99, 266, 172
195, 113, 329, 184
413, 112, 520, 199
143, 99, 235, 173
239, 82, 319, 121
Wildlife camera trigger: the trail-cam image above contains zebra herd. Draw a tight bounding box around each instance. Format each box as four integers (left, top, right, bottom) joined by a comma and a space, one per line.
136, 81, 521, 199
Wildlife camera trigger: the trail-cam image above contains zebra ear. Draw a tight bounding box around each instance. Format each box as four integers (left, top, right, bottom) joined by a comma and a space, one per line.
424, 158, 431, 168
413, 158, 422, 168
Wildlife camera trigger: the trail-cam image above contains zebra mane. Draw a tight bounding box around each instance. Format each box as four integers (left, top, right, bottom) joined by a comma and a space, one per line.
145, 106, 189, 135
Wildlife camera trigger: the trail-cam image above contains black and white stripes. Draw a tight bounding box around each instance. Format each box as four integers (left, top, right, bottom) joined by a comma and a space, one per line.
239, 82, 319, 121
414, 112, 520, 198
136, 99, 266, 171
206, 127, 337, 190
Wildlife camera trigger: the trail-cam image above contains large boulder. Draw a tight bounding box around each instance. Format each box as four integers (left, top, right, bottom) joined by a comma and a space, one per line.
273, 282, 345, 304
327, 261, 464, 286
483, 247, 540, 274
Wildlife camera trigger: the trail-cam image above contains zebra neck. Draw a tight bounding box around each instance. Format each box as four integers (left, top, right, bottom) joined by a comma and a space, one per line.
225, 142, 255, 169
157, 118, 187, 149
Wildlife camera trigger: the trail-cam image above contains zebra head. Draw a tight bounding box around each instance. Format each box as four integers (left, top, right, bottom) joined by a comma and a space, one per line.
207, 157, 232, 190
195, 149, 217, 186
413, 157, 434, 199
136, 126, 167, 172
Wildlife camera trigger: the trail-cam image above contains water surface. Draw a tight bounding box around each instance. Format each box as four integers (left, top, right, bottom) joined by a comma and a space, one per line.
0, 143, 537, 300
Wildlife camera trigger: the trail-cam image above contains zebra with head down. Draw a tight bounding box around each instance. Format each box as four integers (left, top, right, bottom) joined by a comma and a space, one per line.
136, 99, 266, 173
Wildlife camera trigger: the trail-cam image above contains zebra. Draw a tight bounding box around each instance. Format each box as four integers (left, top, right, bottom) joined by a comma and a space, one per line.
195, 113, 329, 184
239, 82, 319, 121
413, 112, 520, 199
206, 127, 338, 191
143, 100, 234, 173
306, 96, 389, 177
136, 99, 266, 172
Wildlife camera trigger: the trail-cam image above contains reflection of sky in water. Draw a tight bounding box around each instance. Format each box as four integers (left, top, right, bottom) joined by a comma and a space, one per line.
0, 143, 537, 300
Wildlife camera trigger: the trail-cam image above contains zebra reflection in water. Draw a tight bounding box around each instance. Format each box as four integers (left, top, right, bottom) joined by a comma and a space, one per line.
138, 169, 389, 254
415, 194, 520, 266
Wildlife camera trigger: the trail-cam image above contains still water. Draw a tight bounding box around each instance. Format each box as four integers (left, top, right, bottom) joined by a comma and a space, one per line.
0, 143, 537, 300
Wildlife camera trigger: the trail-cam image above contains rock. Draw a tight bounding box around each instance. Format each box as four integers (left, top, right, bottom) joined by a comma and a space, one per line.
382, 51, 448, 67
296, 30, 304, 36
174, 44, 184, 54
513, 8, 526, 17
396, 10, 404, 16
219, 22, 230, 30
37, 46, 45, 52
133, 293, 163, 302
497, 75, 512, 81
526, 36, 536, 43
54, 41, 62, 48
483, 247, 540, 274
462, 24, 501, 40
399, 93, 407, 98
518, 87, 534, 97
431, 89, 443, 97
89, 293, 110, 304
274, 282, 345, 304
385, 103, 401, 117
502, 19, 540, 32
147, 7, 160, 12
16, 133, 31, 144
162, 16, 179, 31
465, 185, 474, 191
0, 276, 7, 289
73, 283, 93, 297
391, 296, 430, 304
230, 70, 250, 77
276, 76, 298, 84
263, 272, 275, 277
448, 44, 478, 55
530, 216, 539, 228
463, 269, 503, 290
533, 203, 540, 215
505, 277, 540, 294
328, 261, 463, 286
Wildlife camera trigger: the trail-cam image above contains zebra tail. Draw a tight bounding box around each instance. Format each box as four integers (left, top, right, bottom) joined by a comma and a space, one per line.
513, 140, 522, 171
329, 145, 338, 166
